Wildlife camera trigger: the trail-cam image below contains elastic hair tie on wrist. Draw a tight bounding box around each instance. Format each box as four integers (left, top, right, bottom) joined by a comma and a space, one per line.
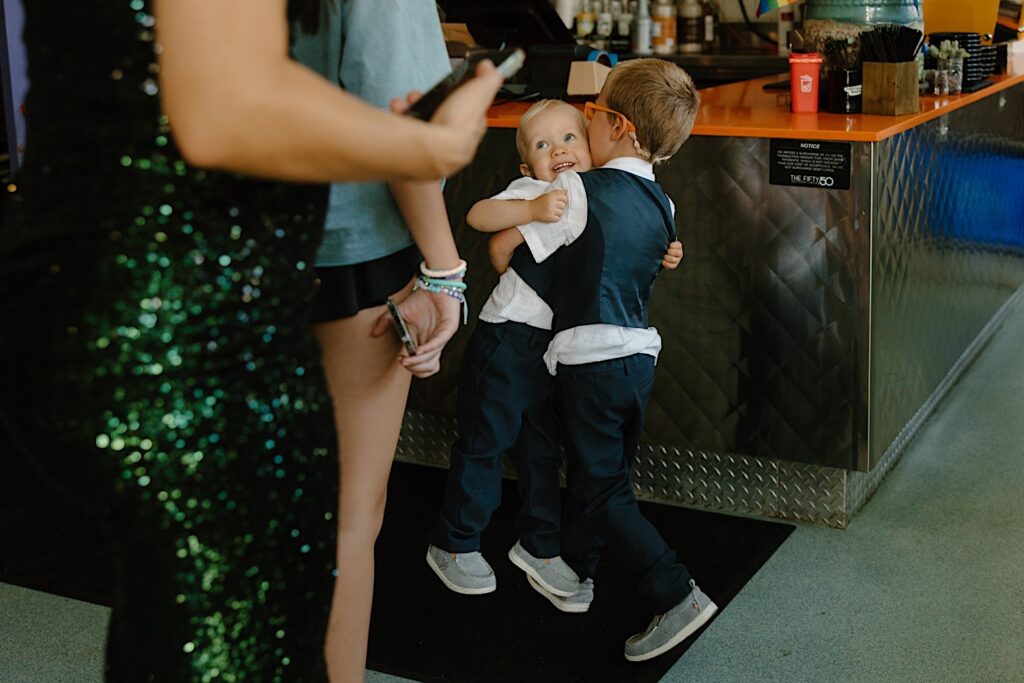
420, 259, 467, 280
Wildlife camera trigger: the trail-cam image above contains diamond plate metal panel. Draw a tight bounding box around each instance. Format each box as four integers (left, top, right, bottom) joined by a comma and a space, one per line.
395, 410, 458, 469
778, 460, 848, 527
631, 445, 779, 518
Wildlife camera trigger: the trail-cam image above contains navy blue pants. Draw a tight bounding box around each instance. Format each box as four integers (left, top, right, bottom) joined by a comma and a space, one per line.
430, 322, 563, 557
558, 354, 693, 614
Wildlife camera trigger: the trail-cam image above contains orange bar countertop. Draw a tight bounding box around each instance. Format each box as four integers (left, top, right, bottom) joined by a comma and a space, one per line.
487, 72, 1024, 143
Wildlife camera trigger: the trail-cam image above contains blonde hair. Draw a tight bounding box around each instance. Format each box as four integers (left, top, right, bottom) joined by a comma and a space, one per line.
602, 59, 700, 163
514, 99, 588, 162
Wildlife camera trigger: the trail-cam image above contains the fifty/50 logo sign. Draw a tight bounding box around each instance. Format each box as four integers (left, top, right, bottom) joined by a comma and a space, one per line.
769, 139, 852, 191
789, 174, 836, 187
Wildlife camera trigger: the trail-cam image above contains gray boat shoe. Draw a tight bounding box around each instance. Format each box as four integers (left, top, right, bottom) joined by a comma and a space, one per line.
507, 540, 579, 597
527, 575, 594, 613
425, 544, 496, 595
624, 580, 718, 662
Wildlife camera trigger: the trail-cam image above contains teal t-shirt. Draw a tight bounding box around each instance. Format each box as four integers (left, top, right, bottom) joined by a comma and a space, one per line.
291, 0, 452, 267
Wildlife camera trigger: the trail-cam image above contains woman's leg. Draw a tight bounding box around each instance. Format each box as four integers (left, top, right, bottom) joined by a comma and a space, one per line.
314, 283, 414, 683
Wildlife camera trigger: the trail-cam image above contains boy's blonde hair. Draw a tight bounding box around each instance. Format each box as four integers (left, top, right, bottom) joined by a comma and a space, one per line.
515, 99, 588, 162
602, 59, 700, 163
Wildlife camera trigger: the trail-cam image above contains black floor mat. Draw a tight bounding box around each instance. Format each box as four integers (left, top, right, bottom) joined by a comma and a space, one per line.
1, 455, 794, 683
0, 449, 115, 606
367, 462, 794, 683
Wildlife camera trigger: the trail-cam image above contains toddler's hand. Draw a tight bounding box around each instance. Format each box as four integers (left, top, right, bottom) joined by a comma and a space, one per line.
530, 190, 568, 223
662, 240, 684, 270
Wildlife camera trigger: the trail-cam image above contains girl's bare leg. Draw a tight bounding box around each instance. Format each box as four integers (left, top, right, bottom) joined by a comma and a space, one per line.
315, 282, 414, 683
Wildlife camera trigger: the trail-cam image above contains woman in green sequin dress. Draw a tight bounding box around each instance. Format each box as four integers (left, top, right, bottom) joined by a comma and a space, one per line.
0, 1, 502, 680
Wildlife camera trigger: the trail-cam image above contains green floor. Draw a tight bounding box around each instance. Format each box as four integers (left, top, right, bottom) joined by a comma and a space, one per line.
3, 296, 1023, 682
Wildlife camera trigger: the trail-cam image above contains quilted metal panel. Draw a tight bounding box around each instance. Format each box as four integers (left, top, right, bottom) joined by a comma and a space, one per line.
868, 86, 1024, 467
650, 136, 867, 470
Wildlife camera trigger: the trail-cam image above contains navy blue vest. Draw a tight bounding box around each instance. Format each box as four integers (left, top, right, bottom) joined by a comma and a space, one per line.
507, 241, 553, 304
511, 168, 676, 334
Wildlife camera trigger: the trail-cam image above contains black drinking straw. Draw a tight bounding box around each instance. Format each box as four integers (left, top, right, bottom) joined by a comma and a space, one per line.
861, 24, 923, 62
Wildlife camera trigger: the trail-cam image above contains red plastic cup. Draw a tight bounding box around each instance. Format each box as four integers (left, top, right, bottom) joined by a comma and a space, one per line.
789, 52, 823, 113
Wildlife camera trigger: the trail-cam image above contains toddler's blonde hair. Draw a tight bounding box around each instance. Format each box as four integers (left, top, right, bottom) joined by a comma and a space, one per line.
515, 99, 588, 162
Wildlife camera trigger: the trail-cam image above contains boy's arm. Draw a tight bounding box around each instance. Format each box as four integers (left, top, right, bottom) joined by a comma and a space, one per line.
467, 198, 536, 233
487, 227, 526, 274
467, 190, 569, 233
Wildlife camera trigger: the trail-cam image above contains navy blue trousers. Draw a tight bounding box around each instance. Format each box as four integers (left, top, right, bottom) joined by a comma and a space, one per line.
557, 354, 693, 614
430, 321, 563, 557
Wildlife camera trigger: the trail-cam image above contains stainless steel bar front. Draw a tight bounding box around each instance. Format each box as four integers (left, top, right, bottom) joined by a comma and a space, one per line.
399, 83, 1024, 526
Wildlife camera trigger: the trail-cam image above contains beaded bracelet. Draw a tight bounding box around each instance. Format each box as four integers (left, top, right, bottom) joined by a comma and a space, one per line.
420, 259, 467, 280
413, 274, 469, 325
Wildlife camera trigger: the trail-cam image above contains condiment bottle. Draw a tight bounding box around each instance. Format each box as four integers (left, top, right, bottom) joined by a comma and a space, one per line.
652, 0, 677, 55
632, 0, 653, 55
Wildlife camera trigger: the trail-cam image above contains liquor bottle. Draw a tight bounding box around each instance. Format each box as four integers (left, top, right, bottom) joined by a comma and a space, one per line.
576, 0, 596, 46
633, 0, 653, 55
609, 6, 633, 54
595, 0, 615, 50
677, 0, 702, 54
700, 0, 718, 53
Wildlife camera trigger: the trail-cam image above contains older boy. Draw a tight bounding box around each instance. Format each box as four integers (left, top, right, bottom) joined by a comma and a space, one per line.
492, 59, 716, 662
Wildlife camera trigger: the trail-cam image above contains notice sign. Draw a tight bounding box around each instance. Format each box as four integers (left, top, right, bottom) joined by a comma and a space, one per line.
769, 139, 852, 190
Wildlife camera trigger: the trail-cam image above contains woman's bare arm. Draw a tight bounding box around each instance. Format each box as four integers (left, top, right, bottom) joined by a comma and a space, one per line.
156, 0, 502, 182
390, 181, 460, 270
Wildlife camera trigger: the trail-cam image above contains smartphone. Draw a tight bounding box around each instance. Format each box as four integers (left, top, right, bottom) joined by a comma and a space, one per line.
404, 48, 526, 121
386, 298, 418, 355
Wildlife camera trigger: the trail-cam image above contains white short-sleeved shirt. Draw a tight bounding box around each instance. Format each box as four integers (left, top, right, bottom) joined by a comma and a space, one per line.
477, 177, 557, 330
514, 157, 675, 375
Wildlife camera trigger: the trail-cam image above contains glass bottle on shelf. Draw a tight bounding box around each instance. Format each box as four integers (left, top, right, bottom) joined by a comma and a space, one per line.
576, 0, 597, 46
595, 0, 615, 49
652, 0, 678, 55
633, 0, 653, 55
700, 0, 718, 53
677, 0, 702, 54
610, 3, 634, 54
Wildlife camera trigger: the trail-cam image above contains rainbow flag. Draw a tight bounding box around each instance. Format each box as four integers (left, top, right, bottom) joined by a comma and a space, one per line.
756, 0, 798, 17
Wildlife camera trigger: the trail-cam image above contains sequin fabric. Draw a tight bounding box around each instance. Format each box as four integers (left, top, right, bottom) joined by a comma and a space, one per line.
0, 2, 337, 681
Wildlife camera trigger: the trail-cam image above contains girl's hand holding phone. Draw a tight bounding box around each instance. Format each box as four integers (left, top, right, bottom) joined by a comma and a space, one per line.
371, 288, 460, 378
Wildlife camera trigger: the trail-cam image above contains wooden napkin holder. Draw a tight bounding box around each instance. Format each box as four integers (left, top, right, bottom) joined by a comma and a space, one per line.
862, 61, 919, 116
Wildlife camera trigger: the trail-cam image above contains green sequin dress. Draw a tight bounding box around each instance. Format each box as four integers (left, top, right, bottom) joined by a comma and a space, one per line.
0, 3, 338, 681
